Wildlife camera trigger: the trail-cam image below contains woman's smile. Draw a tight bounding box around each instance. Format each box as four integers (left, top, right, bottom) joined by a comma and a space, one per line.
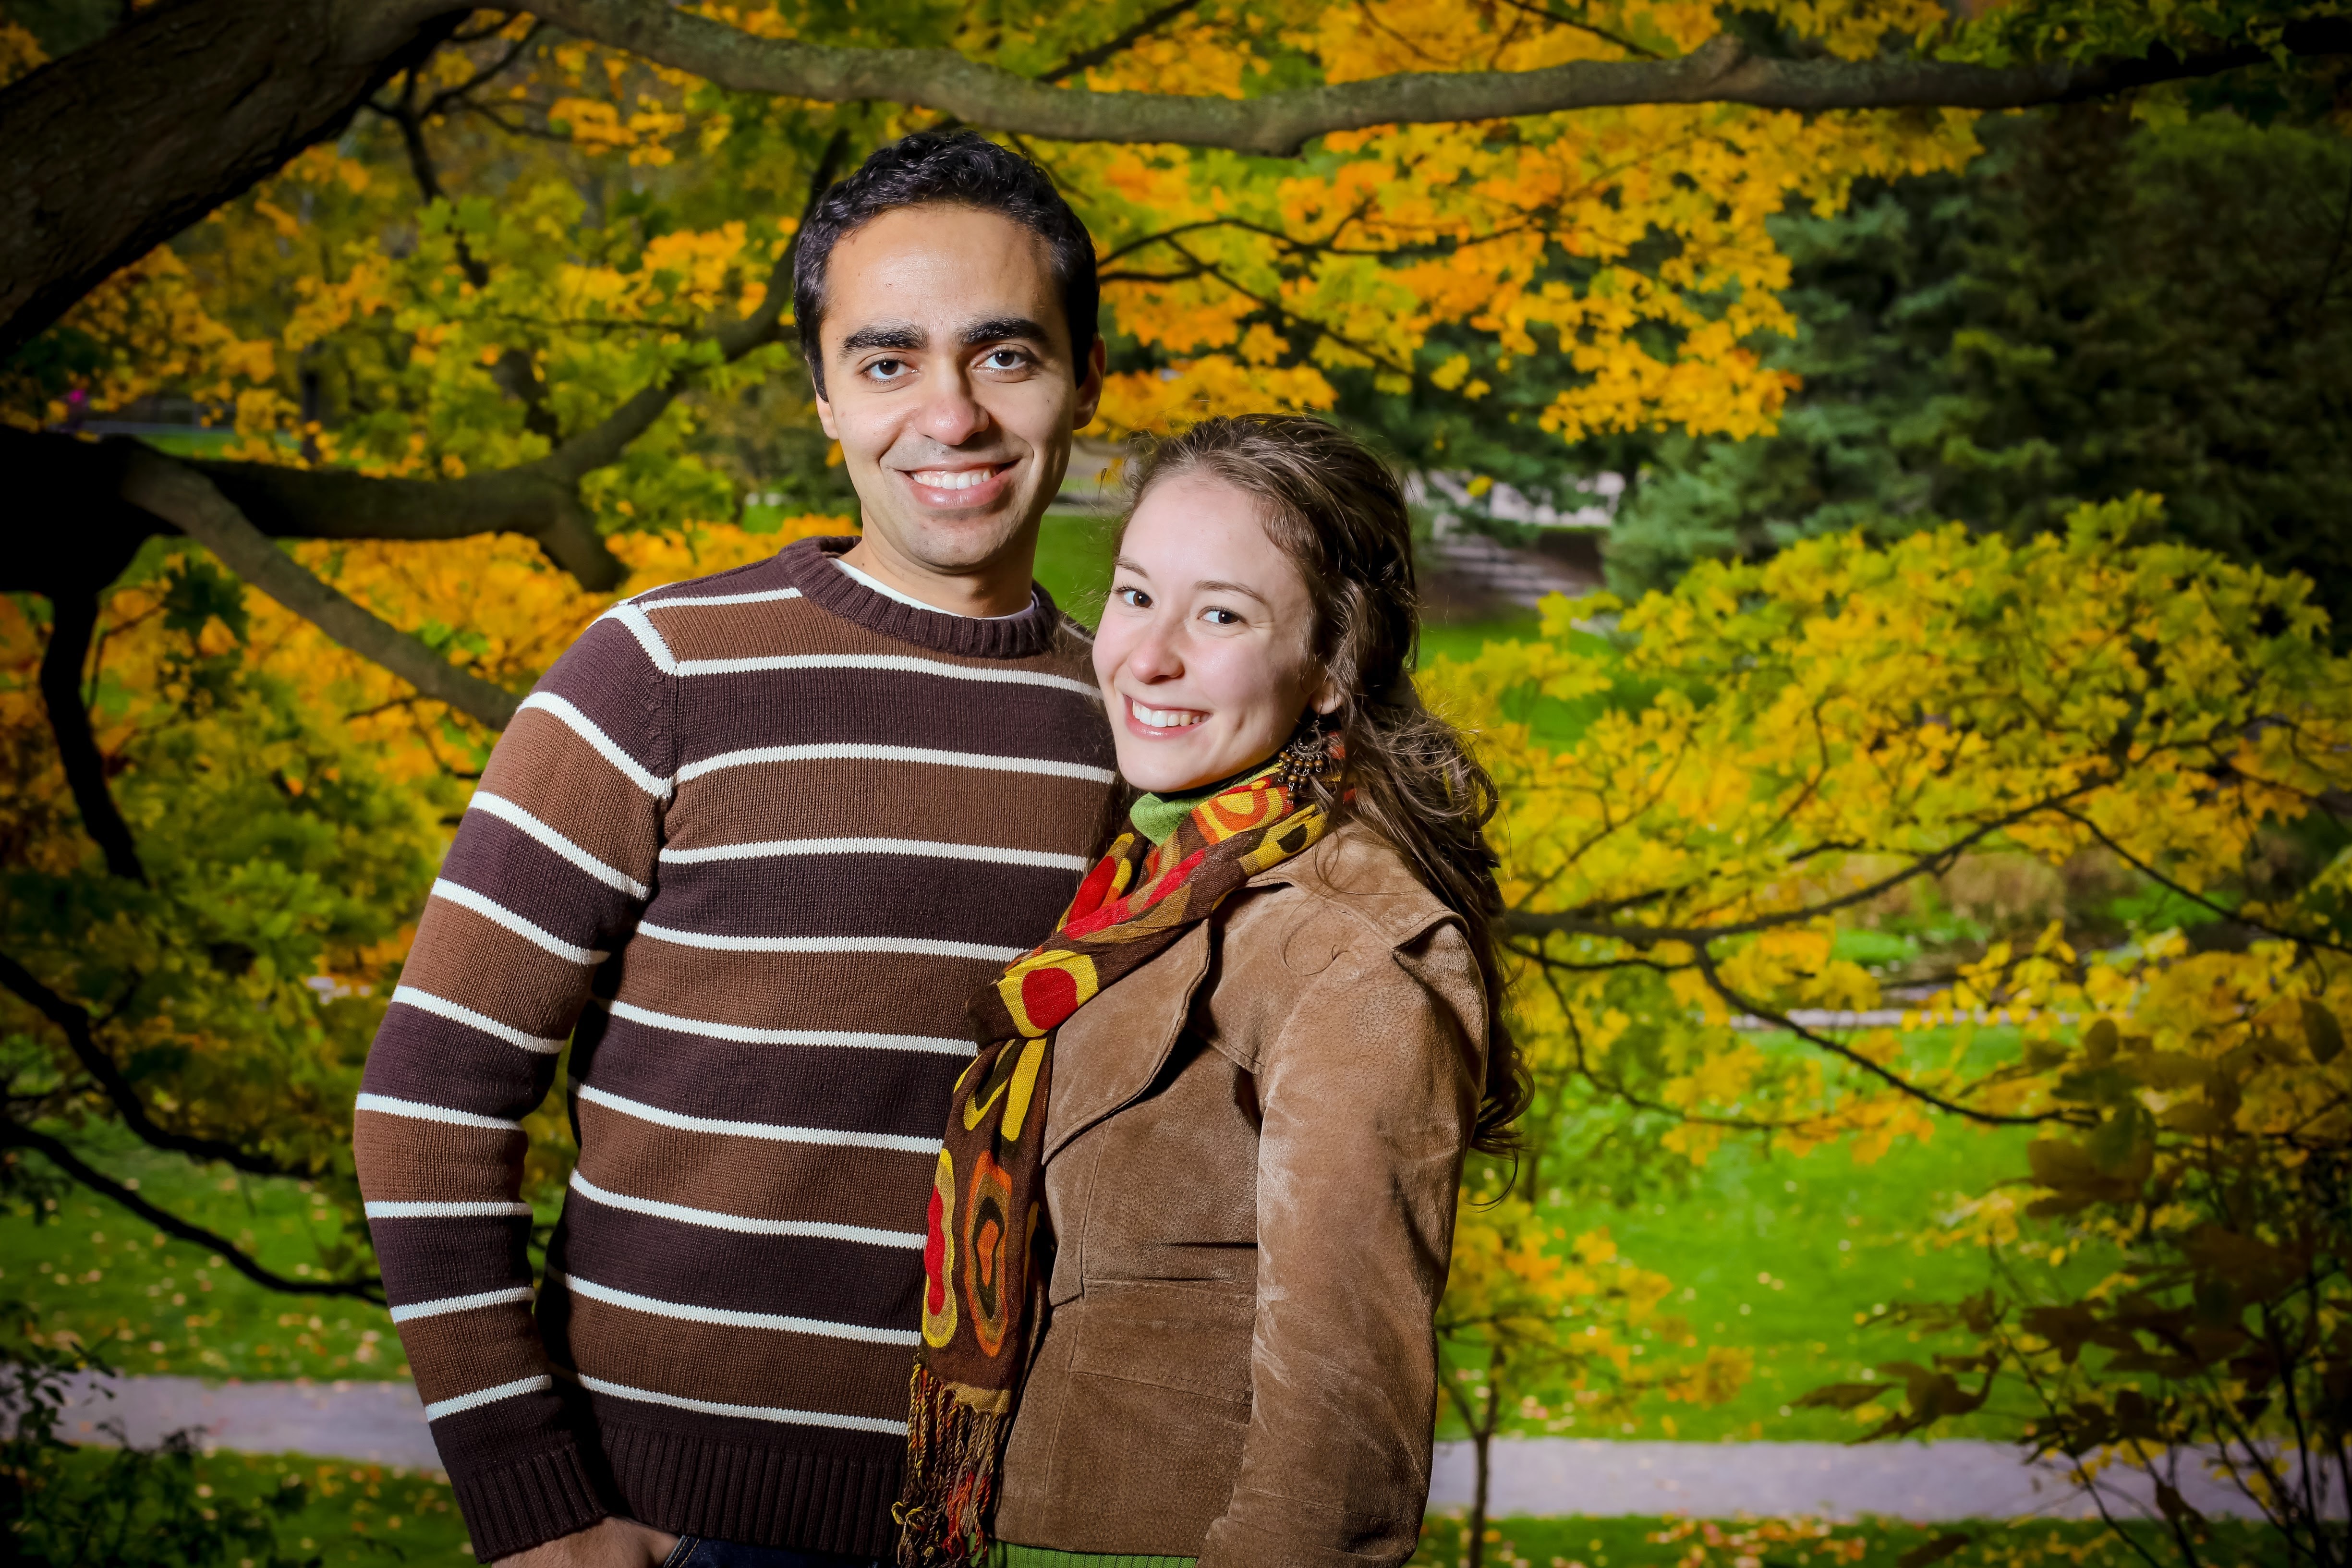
1122, 695, 1207, 732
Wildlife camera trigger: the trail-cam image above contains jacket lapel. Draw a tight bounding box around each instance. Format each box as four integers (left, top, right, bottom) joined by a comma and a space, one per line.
1043, 920, 1214, 1163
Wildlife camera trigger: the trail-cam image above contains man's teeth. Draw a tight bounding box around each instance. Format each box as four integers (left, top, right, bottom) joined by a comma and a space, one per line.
1134, 703, 1203, 729
911, 468, 997, 490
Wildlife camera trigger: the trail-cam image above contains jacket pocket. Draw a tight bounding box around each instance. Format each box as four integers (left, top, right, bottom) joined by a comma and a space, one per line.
1065, 1280, 1255, 1404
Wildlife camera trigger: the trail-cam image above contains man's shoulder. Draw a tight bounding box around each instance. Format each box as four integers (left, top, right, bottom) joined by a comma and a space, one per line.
626, 546, 808, 608
1040, 608, 1100, 683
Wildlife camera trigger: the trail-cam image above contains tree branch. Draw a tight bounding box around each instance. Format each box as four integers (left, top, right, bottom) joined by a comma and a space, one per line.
1689, 945, 2071, 1128
36, 594, 145, 884
0, 951, 304, 1180
1499, 788, 2106, 944
116, 449, 524, 730
2051, 806, 2352, 958
536, 127, 849, 482
521, 3, 2352, 157
1038, 0, 1202, 85
0, 0, 465, 363
0, 1114, 382, 1303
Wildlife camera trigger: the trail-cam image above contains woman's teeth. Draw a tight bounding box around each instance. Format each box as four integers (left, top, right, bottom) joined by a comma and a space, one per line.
1133, 701, 1203, 729
911, 467, 998, 490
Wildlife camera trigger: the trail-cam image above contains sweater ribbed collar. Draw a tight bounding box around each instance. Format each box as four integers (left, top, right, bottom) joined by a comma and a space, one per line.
780, 535, 1065, 660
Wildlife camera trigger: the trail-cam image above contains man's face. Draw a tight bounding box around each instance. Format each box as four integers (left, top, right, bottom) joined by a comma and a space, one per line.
812, 204, 1104, 578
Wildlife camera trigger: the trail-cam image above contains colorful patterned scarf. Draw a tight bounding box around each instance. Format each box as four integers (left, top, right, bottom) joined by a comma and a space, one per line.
895, 766, 1332, 1566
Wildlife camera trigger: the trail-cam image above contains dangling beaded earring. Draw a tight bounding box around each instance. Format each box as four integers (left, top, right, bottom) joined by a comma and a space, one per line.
1277, 716, 1339, 796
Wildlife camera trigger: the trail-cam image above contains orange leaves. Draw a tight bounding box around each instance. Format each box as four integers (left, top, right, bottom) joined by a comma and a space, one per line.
1, 246, 278, 432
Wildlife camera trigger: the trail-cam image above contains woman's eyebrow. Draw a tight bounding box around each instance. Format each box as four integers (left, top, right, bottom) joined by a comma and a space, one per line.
1195, 578, 1270, 604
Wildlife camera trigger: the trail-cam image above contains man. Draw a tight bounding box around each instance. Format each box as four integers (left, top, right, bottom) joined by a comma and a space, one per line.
353, 131, 1117, 1568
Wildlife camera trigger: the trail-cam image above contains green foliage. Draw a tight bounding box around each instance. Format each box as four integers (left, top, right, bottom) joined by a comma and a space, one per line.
0, 1310, 321, 1566
2, 561, 460, 1262
1828, 972, 2352, 1560
1604, 110, 2352, 635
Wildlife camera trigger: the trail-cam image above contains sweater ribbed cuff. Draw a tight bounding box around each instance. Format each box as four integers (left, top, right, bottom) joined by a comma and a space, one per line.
449, 1442, 610, 1564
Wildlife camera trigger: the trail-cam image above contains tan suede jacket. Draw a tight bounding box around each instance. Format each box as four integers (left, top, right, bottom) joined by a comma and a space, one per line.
991, 821, 1488, 1568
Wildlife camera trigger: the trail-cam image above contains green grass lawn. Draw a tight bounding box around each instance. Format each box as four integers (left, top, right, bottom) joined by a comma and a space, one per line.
1410, 1512, 2282, 1568
1, 1134, 404, 1384
30, 1443, 2280, 1568
0, 1037, 2078, 1430
30, 1446, 469, 1565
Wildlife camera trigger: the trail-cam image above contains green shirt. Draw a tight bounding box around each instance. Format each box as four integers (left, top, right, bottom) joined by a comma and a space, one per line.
991, 1546, 1196, 1568
1128, 756, 1284, 845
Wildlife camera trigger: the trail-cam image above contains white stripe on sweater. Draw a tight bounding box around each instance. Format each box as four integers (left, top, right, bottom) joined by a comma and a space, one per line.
353, 1093, 521, 1132
567, 1170, 921, 1249
632, 924, 1019, 962
423, 1373, 551, 1422
600, 602, 679, 674
430, 880, 607, 966
388, 1285, 535, 1324
512, 693, 673, 801
667, 652, 1098, 699
364, 1200, 533, 1220
466, 792, 652, 899
571, 1082, 939, 1155
657, 835, 1088, 874
597, 997, 972, 1057
558, 1369, 905, 1436
673, 743, 1115, 787
551, 1271, 920, 1346
638, 588, 802, 609
389, 985, 566, 1056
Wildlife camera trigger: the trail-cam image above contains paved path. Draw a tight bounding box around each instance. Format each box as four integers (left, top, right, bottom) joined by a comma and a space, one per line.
43, 1375, 2277, 1523
1427, 1437, 2265, 1522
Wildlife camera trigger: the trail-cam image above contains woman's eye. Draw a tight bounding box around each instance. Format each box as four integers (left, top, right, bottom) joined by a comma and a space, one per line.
1115, 586, 1151, 609
1201, 607, 1241, 627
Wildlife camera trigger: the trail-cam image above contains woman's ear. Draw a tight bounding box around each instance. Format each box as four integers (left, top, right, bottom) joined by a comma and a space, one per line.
1310, 679, 1344, 717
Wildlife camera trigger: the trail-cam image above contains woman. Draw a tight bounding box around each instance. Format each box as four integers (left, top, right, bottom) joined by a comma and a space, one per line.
898, 415, 1524, 1568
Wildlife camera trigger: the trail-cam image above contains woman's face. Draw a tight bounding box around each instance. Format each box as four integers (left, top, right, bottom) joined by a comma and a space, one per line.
1094, 471, 1338, 796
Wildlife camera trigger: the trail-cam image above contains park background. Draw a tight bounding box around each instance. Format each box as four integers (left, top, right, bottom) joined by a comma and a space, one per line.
2, 0, 2350, 1565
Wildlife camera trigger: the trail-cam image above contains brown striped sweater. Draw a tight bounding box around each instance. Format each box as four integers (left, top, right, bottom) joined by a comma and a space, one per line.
353, 536, 1117, 1562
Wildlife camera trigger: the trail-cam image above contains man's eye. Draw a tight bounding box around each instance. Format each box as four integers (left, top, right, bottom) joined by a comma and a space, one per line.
981, 348, 1031, 371
863, 358, 907, 380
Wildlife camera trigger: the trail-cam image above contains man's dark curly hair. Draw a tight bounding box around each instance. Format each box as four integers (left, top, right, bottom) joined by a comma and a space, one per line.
792, 131, 1099, 398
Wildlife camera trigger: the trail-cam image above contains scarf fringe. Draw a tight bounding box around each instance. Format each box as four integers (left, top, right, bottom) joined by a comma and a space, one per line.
896, 1361, 1010, 1568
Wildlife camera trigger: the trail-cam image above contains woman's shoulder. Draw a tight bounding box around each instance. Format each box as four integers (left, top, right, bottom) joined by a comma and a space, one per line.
1215, 818, 1481, 1013
1207, 818, 1487, 1074
1241, 815, 1464, 955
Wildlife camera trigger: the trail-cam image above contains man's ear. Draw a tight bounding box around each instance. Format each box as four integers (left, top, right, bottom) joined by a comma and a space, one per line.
809, 352, 840, 438
1072, 337, 1107, 430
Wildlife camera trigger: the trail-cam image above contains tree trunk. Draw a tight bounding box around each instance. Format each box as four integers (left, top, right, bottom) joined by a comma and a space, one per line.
0, 0, 461, 362
1467, 1349, 1503, 1568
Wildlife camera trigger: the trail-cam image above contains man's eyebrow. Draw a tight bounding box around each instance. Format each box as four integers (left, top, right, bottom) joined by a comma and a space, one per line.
960, 316, 1052, 349
837, 323, 923, 356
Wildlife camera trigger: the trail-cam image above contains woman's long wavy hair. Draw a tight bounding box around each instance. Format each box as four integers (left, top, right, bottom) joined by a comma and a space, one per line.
1120, 414, 1529, 1154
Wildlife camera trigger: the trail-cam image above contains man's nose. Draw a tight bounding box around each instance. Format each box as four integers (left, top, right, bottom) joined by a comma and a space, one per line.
917, 367, 992, 447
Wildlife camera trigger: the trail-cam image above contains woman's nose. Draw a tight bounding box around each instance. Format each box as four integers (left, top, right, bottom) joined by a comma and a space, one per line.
1125, 622, 1183, 682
